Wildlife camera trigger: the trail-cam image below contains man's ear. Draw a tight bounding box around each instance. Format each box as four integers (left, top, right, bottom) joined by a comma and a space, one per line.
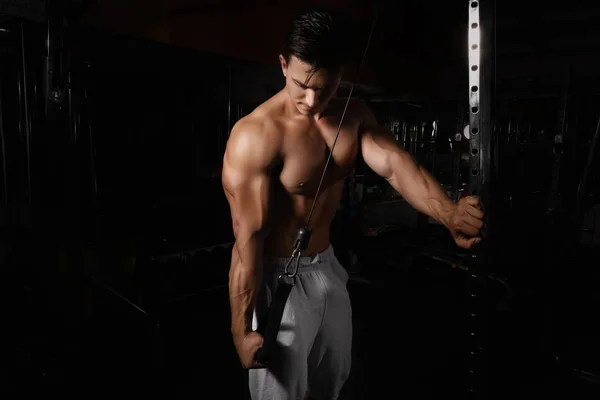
278, 54, 287, 77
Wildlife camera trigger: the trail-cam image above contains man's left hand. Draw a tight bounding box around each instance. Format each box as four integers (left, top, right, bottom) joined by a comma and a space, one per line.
447, 196, 485, 249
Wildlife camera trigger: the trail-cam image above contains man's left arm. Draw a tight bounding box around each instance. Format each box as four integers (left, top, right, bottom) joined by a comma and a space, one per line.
358, 105, 484, 249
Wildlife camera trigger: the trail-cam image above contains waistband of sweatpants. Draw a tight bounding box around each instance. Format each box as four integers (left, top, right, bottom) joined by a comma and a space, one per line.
263, 245, 335, 272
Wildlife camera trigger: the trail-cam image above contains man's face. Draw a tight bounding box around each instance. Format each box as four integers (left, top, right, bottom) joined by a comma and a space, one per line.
279, 55, 342, 116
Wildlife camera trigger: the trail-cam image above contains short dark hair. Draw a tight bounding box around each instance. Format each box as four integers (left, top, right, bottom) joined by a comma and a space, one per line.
282, 9, 354, 71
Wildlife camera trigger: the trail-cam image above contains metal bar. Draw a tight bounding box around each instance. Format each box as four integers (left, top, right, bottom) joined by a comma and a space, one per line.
68, 71, 76, 143
0, 71, 7, 206
85, 82, 98, 212
468, 0, 482, 195
467, 16, 482, 400
454, 103, 465, 202
467, 1, 492, 398
20, 22, 32, 211
540, 70, 571, 356
43, 14, 51, 117
547, 70, 571, 214
576, 115, 600, 221
90, 276, 149, 317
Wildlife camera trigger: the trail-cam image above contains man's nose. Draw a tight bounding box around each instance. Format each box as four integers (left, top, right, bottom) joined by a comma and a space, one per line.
305, 90, 317, 108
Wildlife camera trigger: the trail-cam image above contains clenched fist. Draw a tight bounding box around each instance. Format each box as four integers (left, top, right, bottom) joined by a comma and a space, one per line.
448, 196, 485, 249
234, 331, 267, 369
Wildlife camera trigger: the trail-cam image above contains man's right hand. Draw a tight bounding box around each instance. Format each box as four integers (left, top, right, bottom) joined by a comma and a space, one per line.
235, 331, 267, 369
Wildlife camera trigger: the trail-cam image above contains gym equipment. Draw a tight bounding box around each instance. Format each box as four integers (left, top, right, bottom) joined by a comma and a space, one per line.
547, 70, 571, 215
576, 115, 600, 221
466, 0, 493, 398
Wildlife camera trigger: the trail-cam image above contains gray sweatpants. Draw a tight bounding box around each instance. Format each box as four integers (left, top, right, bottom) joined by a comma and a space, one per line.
250, 246, 353, 400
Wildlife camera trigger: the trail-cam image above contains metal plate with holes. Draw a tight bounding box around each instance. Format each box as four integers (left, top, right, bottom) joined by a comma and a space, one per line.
468, 0, 482, 197
466, 2, 492, 399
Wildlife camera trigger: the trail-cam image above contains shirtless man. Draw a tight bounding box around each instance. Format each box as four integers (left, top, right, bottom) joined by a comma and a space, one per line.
222, 10, 484, 400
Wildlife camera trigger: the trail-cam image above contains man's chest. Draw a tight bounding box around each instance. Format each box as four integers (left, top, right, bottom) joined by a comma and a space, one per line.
276, 117, 360, 195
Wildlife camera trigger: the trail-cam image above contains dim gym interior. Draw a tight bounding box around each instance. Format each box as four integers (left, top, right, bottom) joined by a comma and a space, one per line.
1, 1, 599, 399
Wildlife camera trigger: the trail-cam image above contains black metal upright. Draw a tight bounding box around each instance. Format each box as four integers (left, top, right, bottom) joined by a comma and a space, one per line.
539, 70, 571, 359
466, 0, 494, 398
19, 21, 33, 219
547, 70, 571, 215
0, 68, 6, 209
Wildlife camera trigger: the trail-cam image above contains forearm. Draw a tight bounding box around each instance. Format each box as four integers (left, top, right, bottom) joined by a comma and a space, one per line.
388, 160, 456, 228
229, 234, 264, 339
360, 108, 458, 228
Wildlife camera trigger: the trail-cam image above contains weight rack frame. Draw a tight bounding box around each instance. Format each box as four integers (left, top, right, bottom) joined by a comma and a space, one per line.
466, 0, 494, 399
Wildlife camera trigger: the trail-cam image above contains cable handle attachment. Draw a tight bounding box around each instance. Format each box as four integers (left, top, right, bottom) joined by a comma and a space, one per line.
294, 227, 311, 252
279, 227, 311, 282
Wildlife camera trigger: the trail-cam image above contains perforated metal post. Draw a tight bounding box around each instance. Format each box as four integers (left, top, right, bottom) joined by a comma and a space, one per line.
468, 1, 488, 193
541, 69, 571, 359
547, 70, 570, 215
466, 1, 491, 398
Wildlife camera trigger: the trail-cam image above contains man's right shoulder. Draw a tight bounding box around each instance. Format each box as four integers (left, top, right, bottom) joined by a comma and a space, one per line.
225, 116, 280, 169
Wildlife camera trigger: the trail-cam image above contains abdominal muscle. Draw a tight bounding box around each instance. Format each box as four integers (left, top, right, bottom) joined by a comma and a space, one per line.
264, 180, 344, 257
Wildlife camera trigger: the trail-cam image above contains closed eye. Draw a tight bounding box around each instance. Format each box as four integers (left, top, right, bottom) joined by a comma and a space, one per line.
293, 79, 322, 92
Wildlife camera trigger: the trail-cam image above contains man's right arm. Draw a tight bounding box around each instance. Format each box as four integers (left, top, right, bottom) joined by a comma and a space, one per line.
222, 120, 274, 368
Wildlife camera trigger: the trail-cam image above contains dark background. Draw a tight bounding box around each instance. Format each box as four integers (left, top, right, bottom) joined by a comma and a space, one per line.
1, 0, 599, 399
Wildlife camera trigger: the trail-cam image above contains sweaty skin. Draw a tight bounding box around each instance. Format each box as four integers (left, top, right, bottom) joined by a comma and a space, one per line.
222, 56, 484, 369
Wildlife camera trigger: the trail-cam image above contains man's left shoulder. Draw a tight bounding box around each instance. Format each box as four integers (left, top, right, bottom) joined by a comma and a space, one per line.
346, 99, 376, 129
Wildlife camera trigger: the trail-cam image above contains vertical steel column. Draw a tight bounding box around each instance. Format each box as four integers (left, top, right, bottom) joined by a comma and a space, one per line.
467, 0, 492, 398
541, 70, 570, 356
547, 70, 570, 215
468, 2, 482, 194
575, 116, 600, 220
0, 71, 7, 207
20, 22, 32, 212
454, 103, 465, 202
43, 12, 52, 117
83, 62, 98, 217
